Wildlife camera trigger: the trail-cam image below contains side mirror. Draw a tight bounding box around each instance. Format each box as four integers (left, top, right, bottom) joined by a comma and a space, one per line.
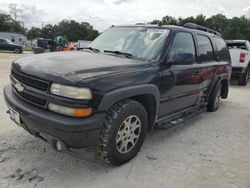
168, 53, 195, 65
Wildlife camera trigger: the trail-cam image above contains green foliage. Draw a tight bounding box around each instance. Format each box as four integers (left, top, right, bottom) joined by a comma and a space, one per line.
0, 14, 24, 33
150, 14, 250, 40
26, 19, 99, 41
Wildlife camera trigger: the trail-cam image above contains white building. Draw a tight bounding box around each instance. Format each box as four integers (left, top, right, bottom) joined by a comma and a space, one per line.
0, 32, 27, 45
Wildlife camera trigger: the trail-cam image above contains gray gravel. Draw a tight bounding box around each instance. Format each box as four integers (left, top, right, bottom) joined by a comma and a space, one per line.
0, 52, 250, 188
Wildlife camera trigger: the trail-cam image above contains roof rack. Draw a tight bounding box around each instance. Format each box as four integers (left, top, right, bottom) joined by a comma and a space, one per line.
184, 23, 221, 37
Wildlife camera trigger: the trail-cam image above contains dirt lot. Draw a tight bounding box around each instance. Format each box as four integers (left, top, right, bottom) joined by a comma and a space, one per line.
0, 52, 250, 188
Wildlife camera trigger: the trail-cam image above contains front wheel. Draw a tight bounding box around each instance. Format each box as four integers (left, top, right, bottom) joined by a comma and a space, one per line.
98, 99, 148, 166
13, 48, 20, 54
207, 83, 222, 112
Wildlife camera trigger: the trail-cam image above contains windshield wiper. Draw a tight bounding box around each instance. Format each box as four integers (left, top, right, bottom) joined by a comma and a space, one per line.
82, 47, 100, 53
104, 50, 134, 59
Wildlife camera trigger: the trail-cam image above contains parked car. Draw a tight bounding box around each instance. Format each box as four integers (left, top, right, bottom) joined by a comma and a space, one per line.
4, 23, 231, 165
226, 40, 250, 86
0, 38, 23, 53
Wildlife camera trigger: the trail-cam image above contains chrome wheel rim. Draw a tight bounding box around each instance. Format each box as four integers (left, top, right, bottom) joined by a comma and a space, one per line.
116, 115, 141, 154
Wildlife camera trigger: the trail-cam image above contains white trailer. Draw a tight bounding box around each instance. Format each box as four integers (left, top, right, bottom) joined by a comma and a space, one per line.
0, 32, 27, 45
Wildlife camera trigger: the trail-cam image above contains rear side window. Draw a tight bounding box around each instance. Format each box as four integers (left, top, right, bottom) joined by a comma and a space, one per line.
214, 37, 230, 61
0, 39, 3, 44
197, 35, 215, 62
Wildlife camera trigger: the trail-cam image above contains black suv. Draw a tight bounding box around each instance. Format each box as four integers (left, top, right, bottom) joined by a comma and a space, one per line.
4, 23, 231, 165
0, 38, 23, 53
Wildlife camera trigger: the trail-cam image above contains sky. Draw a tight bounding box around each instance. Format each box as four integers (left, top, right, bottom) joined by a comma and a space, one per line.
0, 0, 250, 31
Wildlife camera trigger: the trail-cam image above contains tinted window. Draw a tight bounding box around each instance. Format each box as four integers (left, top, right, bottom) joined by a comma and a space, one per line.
214, 37, 230, 61
197, 35, 215, 62
167, 32, 196, 64
0, 39, 7, 44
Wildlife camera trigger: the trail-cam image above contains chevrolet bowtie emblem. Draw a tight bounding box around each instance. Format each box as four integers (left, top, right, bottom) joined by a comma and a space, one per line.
14, 81, 24, 92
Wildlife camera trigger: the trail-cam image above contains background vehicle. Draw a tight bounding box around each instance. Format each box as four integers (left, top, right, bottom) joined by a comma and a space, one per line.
76, 40, 92, 50
0, 38, 23, 53
32, 36, 75, 54
55, 36, 75, 51
4, 23, 231, 165
226, 40, 250, 86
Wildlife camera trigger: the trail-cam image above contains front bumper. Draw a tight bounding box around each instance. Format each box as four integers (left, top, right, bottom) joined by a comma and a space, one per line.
4, 85, 106, 152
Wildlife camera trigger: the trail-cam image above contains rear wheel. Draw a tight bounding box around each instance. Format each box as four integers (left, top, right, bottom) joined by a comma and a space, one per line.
238, 67, 249, 86
207, 82, 222, 112
98, 99, 148, 166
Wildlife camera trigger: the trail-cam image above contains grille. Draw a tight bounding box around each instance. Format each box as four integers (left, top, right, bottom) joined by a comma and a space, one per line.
12, 70, 50, 91
14, 88, 47, 107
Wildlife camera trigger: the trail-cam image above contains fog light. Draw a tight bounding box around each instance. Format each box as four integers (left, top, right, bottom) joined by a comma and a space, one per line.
56, 141, 62, 151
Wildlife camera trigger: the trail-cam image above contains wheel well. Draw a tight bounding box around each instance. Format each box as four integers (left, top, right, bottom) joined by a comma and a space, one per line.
221, 79, 229, 99
130, 94, 157, 131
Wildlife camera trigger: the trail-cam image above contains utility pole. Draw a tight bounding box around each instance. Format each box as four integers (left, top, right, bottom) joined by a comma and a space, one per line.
8, 3, 23, 21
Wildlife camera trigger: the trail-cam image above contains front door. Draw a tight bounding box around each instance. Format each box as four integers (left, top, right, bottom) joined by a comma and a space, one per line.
159, 32, 201, 118
0, 39, 9, 51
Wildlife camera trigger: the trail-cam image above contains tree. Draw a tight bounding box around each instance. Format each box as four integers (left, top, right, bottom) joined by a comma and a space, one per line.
26, 27, 41, 40
149, 14, 250, 41
25, 19, 100, 41
0, 13, 24, 33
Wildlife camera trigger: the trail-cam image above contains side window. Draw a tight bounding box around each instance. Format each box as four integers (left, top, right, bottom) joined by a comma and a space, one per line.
0, 39, 3, 44
167, 32, 196, 64
197, 35, 215, 62
0, 39, 7, 44
214, 37, 230, 61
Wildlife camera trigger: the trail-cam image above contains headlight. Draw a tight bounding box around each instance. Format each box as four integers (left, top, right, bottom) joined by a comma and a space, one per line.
50, 83, 92, 99
48, 103, 92, 117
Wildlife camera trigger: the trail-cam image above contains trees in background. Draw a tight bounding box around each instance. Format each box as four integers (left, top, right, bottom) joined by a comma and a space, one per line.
150, 14, 250, 40
1, 9, 250, 41
0, 14, 25, 33
26, 20, 99, 41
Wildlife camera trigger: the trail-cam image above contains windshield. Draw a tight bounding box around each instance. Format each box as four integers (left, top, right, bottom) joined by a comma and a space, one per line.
5, 39, 13, 44
88, 27, 170, 61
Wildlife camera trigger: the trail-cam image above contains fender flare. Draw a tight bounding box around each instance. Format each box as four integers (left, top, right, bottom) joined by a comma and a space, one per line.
208, 75, 229, 100
98, 84, 160, 118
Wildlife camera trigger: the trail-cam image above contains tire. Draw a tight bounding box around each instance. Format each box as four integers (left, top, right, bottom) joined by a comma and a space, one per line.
13, 48, 20, 54
98, 99, 148, 166
207, 82, 222, 112
238, 67, 249, 86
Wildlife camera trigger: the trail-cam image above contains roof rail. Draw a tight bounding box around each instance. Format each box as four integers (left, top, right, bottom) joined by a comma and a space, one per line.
184, 23, 221, 37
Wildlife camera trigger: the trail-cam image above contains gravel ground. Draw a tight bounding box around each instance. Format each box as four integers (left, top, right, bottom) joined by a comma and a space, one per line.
0, 52, 250, 188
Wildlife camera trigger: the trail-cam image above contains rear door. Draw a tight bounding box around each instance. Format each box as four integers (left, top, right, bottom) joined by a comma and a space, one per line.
194, 34, 218, 100
213, 37, 231, 80
159, 32, 201, 117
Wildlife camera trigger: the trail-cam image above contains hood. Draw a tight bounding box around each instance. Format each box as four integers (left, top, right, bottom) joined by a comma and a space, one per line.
12, 51, 147, 84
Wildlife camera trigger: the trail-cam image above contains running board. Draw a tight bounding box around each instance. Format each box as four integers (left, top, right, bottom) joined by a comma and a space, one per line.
155, 105, 206, 130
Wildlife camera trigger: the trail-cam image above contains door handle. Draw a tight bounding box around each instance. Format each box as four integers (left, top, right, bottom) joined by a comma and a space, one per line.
194, 71, 200, 76
213, 67, 217, 72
